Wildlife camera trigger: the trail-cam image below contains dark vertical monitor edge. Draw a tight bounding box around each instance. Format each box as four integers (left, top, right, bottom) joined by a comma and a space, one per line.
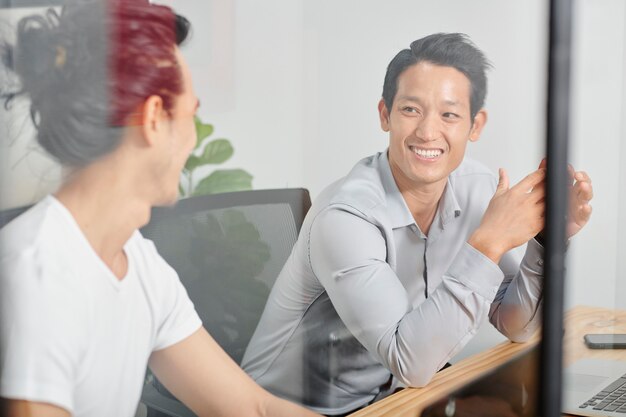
539, 0, 573, 416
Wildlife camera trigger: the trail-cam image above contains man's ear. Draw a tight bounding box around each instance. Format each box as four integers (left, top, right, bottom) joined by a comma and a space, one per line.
469, 109, 488, 143
141, 95, 165, 146
378, 98, 390, 132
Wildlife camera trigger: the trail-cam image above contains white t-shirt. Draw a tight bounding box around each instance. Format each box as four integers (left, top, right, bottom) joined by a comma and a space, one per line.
0, 196, 202, 417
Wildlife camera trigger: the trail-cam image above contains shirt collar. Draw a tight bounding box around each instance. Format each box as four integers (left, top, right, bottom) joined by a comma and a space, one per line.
438, 178, 462, 230
378, 149, 462, 230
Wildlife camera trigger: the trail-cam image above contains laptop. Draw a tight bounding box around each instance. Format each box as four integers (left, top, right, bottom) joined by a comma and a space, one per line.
562, 358, 626, 416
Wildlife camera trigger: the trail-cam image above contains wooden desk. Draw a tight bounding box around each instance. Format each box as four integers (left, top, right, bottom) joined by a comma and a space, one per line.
349, 306, 626, 417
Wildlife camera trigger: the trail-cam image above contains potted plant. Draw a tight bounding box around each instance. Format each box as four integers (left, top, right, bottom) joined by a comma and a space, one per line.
180, 116, 253, 197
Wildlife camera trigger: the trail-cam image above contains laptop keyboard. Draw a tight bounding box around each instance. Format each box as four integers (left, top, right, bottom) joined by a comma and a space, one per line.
579, 374, 626, 413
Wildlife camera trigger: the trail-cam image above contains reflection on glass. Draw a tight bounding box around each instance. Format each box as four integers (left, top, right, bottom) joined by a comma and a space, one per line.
560, 0, 626, 415
421, 348, 538, 417
144, 208, 272, 363
11, 0, 624, 415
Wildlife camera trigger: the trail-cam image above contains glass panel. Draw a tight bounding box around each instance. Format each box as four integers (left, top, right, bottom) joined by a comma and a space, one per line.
568, 0, 625, 312
561, 0, 626, 415
0, 2, 560, 417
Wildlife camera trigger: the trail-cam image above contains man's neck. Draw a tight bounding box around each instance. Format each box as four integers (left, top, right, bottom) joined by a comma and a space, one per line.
392, 170, 447, 236
402, 186, 445, 236
54, 162, 152, 278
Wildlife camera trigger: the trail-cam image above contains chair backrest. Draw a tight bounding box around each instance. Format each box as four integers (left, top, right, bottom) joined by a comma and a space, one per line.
141, 188, 311, 365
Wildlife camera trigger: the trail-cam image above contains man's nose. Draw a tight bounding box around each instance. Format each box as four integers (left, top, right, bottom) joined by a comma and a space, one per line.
414, 113, 439, 141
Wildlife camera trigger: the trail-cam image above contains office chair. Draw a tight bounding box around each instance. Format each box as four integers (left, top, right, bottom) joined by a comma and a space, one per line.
139, 188, 312, 417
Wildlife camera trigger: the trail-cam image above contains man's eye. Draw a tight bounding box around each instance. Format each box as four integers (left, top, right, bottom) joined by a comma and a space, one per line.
443, 112, 459, 119
402, 107, 417, 113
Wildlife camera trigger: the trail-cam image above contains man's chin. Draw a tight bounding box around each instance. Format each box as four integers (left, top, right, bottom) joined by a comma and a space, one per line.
153, 192, 180, 208
408, 170, 448, 187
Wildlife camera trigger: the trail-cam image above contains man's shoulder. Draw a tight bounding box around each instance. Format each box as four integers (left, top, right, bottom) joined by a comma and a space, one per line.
0, 197, 83, 289
449, 157, 498, 191
126, 230, 162, 261
448, 158, 499, 211
125, 230, 179, 287
315, 153, 388, 216
1, 197, 60, 259
450, 157, 497, 181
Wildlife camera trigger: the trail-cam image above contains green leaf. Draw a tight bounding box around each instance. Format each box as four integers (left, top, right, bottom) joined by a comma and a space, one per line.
194, 116, 214, 149
192, 169, 253, 196
184, 139, 233, 173
200, 139, 234, 165
185, 154, 203, 172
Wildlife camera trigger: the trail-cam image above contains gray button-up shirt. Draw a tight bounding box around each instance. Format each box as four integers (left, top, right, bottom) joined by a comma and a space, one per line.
242, 151, 543, 415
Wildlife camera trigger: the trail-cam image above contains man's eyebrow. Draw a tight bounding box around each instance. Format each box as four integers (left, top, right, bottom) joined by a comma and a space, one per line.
396, 95, 423, 104
397, 96, 465, 108
443, 99, 463, 107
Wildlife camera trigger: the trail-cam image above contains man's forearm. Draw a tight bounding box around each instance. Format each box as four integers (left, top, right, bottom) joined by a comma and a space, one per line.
489, 240, 544, 342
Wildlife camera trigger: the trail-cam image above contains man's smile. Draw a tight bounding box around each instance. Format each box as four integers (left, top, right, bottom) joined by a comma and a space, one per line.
409, 145, 444, 160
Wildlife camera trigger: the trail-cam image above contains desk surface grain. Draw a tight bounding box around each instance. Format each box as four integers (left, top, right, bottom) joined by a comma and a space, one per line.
349, 306, 626, 417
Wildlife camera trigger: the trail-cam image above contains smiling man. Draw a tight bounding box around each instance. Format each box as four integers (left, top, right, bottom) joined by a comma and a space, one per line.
241, 33, 594, 416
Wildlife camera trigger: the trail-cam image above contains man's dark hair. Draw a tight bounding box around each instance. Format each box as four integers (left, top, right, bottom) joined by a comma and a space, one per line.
382, 33, 492, 121
1, 0, 191, 167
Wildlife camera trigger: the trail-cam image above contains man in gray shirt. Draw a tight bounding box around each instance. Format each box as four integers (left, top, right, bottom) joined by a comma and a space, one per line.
242, 33, 593, 416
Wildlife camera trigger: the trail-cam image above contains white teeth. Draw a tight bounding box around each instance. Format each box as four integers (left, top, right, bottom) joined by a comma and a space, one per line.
411, 147, 442, 158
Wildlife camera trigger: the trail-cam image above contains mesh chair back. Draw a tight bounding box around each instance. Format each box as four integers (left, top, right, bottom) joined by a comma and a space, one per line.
141, 188, 311, 364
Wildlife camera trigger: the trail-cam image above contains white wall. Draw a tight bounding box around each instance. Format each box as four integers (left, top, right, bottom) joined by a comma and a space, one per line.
146, 0, 307, 193
567, 0, 626, 311
618, 3, 626, 310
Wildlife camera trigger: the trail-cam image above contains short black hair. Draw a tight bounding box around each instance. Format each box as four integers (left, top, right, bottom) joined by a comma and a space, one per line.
382, 33, 492, 120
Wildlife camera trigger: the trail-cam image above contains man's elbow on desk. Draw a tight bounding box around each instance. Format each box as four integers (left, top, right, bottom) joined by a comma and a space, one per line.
382, 344, 440, 388
389, 364, 435, 388
490, 307, 541, 343
376, 321, 463, 388
504, 330, 534, 344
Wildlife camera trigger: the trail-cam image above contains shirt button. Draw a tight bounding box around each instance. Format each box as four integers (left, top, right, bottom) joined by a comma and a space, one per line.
537, 259, 544, 267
